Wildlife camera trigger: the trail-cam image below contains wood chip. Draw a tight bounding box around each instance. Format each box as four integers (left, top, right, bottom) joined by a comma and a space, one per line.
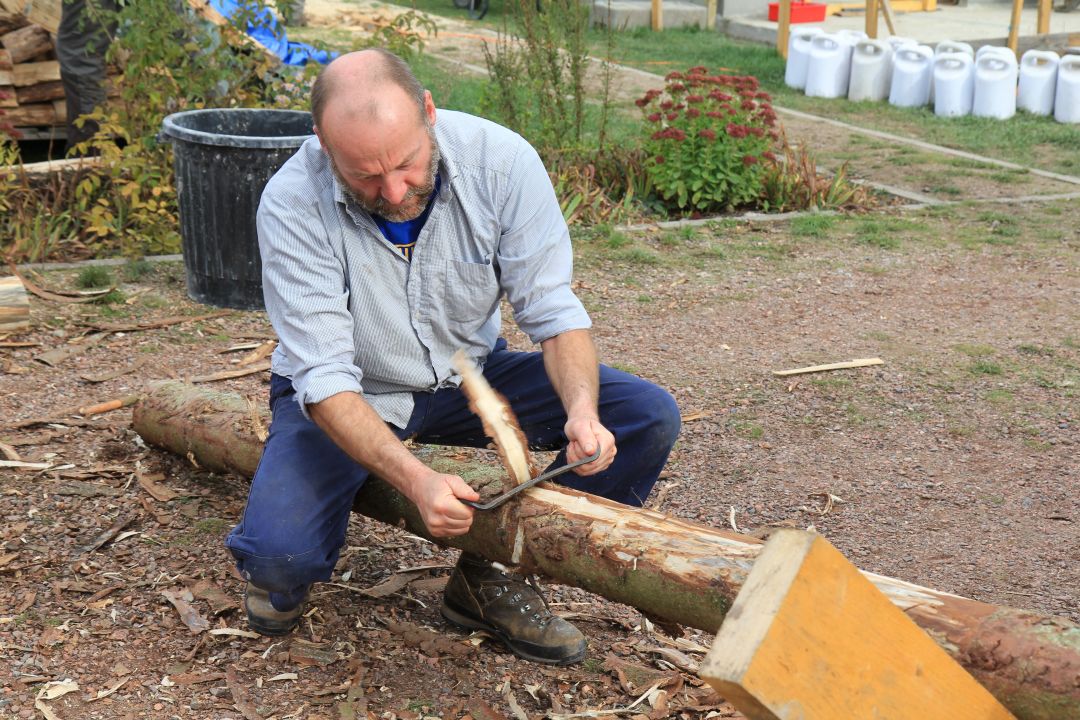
772, 357, 884, 377
136, 468, 178, 502
189, 360, 271, 383
225, 665, 264, 720
236, 340, 276, 367
80, 355, 148, 383
208, 628, 260, 638
78, 514, 135, 555
35, 331, 111, 366
161, 589, 210, 635
0, 459, 50, 469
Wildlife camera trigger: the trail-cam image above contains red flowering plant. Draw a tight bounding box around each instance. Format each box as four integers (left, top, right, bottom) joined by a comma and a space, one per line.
636, 67, 778, 214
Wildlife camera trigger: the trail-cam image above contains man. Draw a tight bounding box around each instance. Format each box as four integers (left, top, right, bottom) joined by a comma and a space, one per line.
226, 48, 681, 666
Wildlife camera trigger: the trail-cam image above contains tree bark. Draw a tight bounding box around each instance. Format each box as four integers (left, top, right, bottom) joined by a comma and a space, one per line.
0, 275, 29, 333
132, 381, 1080, 720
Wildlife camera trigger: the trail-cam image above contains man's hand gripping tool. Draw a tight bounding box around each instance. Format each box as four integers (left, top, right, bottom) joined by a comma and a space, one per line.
462, 447, 603, 511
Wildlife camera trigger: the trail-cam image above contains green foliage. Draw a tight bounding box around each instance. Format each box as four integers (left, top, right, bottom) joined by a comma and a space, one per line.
122, 258, 155, 281
758, 132, 872, 213
479, 0, 600, 153
637, 68, 776, 214
76, 265, 114, 289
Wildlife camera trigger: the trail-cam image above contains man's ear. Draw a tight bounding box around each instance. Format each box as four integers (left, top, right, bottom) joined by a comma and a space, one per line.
423, 90, 437, 126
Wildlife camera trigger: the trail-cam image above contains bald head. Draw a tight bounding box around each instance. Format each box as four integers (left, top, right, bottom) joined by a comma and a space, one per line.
311, 48, 427, 134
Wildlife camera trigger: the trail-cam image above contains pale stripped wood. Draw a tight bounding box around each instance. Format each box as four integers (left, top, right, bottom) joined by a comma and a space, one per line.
451, 350, 534, 486
772, 357, 884, 377
700, 529, 1017, 720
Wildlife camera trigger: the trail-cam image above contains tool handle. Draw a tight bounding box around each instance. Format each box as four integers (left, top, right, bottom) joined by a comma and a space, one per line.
462, 447, 602, 511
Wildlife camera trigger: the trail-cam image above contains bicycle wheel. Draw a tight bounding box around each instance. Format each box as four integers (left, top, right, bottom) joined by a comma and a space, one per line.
467, 0, 489, 20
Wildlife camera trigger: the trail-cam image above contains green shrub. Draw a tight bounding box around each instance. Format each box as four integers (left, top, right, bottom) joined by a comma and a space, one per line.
76, 265, 114, 289
637, 68, 777, 214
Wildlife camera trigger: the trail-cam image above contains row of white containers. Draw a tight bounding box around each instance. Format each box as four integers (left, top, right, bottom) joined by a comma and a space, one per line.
785, 28, 1080, 123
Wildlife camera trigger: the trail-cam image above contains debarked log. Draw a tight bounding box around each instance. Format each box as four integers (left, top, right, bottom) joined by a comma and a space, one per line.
132, 380, 1080, 720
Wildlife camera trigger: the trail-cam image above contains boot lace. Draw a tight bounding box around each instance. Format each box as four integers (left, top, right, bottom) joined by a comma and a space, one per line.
476, 566, 554, 629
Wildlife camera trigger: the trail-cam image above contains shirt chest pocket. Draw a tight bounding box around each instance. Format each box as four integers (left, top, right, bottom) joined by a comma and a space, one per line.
443, 258, 501, 323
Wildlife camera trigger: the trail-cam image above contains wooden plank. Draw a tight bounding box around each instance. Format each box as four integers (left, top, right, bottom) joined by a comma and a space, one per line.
1, 23, 51, 64
0, 84, 17, 106
706, 0, 716, 30
2, 99, 52, 124
0, 47, 12, 70
700, 530, 1018, 720
11, 58, 58, 86
651, 0, 662, 31
14, 77, 60, 102
772, 357, 883, 376
865, 0, 878, 37
0, 275, 30, 333
880, 0, 896, 34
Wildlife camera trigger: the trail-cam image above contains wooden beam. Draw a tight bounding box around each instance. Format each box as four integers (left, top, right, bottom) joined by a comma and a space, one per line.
14, 77, 62, 103
1007, 0, 1023, 54
1036, 0, 1051, 36
0, 275, 30, 333
2, 100, 53, 124
130, 381, 1080, 720
700, 530, 1017, 720
865, 0, 878, 38
777, 0, 791, 59
706, 0, 717, 30
651, 0, 662, 31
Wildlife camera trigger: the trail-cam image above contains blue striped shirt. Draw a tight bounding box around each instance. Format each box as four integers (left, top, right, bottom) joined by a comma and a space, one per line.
256, 110, 591, 427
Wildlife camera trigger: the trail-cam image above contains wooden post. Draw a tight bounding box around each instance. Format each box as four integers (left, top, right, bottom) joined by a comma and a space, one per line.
777, 0, 791, 59
865, 0, 879, 39
1007, 0, 1023, 55
651, 0, 663, 31
706, 0, 717, 30
700, 530, 1018, 720
1036, 0, 1050, 36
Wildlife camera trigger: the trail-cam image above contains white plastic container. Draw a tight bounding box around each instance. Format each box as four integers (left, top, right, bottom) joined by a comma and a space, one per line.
835, 29, 869, 44
887, 36, 918, 51
805, 33, 856, 99
973, 52, 1018, 119
934, 53, 975, 117
1055, 55, 1080, 123
786, 27, 825, 90
976, 45, 1013, 61
1018, 50, 1059, 115
935, 40, 975, 58
889, 44, 934, 108
849, 39, 893, 102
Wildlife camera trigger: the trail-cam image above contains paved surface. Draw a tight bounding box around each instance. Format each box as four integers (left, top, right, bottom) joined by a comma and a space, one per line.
724, 2, 1080, 48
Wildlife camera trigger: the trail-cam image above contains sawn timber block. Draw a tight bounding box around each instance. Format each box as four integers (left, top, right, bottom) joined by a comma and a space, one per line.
699, 529, 1017, 720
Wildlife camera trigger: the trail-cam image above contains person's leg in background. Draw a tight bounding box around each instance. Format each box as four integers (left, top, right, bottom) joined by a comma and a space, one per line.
57, 0, 118, 154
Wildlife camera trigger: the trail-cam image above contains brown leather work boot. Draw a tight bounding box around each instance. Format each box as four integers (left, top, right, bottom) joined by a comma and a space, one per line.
244, 582, 308, 637
441, 552, 586, 665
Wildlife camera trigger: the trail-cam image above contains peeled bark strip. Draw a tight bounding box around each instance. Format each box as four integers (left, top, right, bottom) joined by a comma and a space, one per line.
451, 349, 535, 486
131, 381, 1080, 720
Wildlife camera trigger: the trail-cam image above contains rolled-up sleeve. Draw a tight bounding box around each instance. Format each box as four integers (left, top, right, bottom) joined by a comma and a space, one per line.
496, 144, 591, 344
258, 181, 364, 418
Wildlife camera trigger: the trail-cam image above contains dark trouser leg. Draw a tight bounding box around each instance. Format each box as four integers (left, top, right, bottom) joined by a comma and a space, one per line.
225, 375, 408, 606
416, 339, 681, 507
57, 0, 117, 152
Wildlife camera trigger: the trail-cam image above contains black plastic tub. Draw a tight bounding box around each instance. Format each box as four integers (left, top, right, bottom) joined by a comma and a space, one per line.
160, 108, 314, 311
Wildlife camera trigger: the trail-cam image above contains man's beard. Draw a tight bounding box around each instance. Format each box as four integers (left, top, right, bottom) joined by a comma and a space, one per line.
335, 129, 441, 223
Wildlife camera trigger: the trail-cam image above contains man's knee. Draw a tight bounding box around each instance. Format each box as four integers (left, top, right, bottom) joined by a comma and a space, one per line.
229, 545, 333, 593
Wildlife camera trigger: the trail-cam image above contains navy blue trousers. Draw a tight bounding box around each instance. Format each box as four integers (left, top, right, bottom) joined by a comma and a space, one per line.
226, 340, 680, 605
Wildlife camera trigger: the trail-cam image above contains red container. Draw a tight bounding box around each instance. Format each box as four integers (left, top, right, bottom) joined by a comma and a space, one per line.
768, 1, 827, 22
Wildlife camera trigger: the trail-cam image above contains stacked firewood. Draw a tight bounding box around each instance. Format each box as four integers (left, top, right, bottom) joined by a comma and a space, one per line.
0, 0, 64, 128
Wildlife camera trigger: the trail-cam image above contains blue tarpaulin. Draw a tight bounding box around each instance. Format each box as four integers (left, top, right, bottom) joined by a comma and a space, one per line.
208, 0, 337, 66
